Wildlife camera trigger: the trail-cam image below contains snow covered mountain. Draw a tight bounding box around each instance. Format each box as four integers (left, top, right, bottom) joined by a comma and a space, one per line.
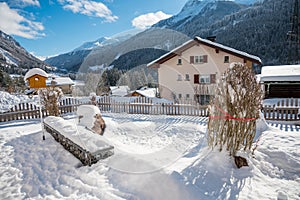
73, 29, 143, 51
0, 30, 49, 74
153, 0, 250, 31
45, 29, 143, 71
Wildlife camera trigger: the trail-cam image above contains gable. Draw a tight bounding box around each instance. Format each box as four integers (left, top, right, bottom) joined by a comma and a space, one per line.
148, 37, 261, 68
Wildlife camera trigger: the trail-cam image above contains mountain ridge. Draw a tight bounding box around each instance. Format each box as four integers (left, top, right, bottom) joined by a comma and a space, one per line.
0, 30, 50, 74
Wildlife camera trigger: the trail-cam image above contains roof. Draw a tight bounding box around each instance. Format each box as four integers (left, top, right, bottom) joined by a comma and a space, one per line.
24, 68, 48, 81
258, 65, 300, 82
47, 77, 74, 86
110, 86, 130, 97
261, 65, 300, 75
130, 88, 157, 98
147, 36, 262, 67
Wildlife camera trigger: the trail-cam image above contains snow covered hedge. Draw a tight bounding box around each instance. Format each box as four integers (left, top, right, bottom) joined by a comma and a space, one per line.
207, 63, 263, 156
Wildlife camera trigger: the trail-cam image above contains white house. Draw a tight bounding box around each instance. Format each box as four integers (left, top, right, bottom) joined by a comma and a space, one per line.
47, 76, 75, 94
147, 36, 262, 104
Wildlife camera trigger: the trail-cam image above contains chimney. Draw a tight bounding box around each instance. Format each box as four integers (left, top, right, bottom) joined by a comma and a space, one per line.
206, 36, 216, 42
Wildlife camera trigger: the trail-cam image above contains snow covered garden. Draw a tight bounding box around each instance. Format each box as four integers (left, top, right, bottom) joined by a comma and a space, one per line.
0, 89, 300, 199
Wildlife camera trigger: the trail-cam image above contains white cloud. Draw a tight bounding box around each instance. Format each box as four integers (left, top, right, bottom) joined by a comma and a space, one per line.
132, 11, 172, 29
0, 2, 45, 39
59, 0, 118, 22
5, 0, 40, 7
20, 0, 40, 7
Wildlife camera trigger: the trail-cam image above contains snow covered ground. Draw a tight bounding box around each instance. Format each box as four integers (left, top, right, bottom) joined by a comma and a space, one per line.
0, 112, 299, 200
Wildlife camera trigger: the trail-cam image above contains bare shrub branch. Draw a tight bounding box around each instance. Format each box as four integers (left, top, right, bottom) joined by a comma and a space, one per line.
207, 63, 263, 156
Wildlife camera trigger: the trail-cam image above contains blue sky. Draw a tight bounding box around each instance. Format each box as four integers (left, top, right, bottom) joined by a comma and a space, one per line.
0, 0, 188, 59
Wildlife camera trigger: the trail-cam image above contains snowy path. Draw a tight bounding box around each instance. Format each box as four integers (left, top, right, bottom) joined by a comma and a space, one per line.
0, 113, 299, 199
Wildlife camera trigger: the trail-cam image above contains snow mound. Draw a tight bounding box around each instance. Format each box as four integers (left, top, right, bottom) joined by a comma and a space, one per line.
76, 105, 102, 129
24, 68, 48, 80
0, 91, 32, 113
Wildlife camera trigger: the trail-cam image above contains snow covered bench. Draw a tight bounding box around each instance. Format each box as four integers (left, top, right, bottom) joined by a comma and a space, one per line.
44, 112, 113, 166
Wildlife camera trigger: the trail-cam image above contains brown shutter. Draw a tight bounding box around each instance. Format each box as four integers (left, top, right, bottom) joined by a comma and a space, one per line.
203, 55, 208, 63
210, 74, 216, 84
194, 74, 199, 84
190, 56, 194, 64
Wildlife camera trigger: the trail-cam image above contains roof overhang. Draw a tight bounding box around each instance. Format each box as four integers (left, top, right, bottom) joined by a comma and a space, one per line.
147, 36, 262, 68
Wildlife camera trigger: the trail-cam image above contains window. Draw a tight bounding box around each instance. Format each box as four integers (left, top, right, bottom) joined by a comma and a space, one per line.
178, 94, 182, 99
185, 74, 190, 81
190, 55, 208, 64
200, 95, 210, 105
177, 58, 182, 65
195, 55, 208, 63
195, 94, 211, 105
186, 94, 190, 99
194, 74, 199, 84
224, 56, 229, 63
200, 75, 210, 83
215, 49, 219, 53
177, 74, 182, 81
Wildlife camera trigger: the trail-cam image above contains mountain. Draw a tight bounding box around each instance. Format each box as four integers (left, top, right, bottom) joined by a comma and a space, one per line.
154, 0, 293, 65
154, 0, 247, 31
194, 0, 293, 65
46, 0, 293, 73
79, 28, 189, 72
45, 29, 143, 72
43, 50, 92, 73
0, 30, 49, 74
73, 29, 143, 52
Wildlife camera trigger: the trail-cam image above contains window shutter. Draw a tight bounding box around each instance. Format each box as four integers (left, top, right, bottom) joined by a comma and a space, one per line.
203, 55, 208, 63
190, 56, 194, 64
210, 74, 216, 84
194, 74, 199, 84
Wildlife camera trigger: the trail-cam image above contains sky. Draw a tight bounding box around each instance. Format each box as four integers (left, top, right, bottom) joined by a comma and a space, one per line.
0, 0, 188, 59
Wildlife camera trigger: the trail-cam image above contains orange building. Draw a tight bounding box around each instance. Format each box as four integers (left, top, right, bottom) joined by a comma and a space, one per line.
24, 68, 48, 89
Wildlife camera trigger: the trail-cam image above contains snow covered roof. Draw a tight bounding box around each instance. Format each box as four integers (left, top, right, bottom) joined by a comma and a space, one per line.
131, 88, 157, 98
110, 86, 130, 97
47, 77, 74, 86
147, 36, 261, 67
194, 37, 262, 63
24, 68, 48, 81
261, 65, 300, 75
259, 65, 300, 82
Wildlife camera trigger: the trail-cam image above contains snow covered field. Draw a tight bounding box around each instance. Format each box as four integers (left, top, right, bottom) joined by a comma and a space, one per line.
0, 112, 299, 200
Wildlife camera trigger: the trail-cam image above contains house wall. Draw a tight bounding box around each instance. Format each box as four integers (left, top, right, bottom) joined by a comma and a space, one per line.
158, 43, 255, 102
27, 75, 47, 88
59, 85, 72, 94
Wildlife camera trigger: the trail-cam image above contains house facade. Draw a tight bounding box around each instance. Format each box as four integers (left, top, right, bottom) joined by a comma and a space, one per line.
147, 37, 261, 104
48, 76, 75, 94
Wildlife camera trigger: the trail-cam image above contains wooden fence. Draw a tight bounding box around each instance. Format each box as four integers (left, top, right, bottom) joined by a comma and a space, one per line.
0, 98, 83, 122
0, 97, 299, 122
98, 97, 208, 116
262, 98, 299, 121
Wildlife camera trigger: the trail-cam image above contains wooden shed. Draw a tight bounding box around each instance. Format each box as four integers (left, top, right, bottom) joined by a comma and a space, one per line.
24, 68, 48, 89
258, 65, 300, 98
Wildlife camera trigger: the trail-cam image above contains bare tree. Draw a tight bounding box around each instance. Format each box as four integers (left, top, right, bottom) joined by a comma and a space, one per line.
207, 63, 263, 157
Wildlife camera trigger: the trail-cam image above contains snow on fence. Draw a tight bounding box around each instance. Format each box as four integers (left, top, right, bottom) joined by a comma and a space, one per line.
0, 98, 83, 122
263, 98, 300, 121
1, 97, 299, 122
98, 96, 208, 116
